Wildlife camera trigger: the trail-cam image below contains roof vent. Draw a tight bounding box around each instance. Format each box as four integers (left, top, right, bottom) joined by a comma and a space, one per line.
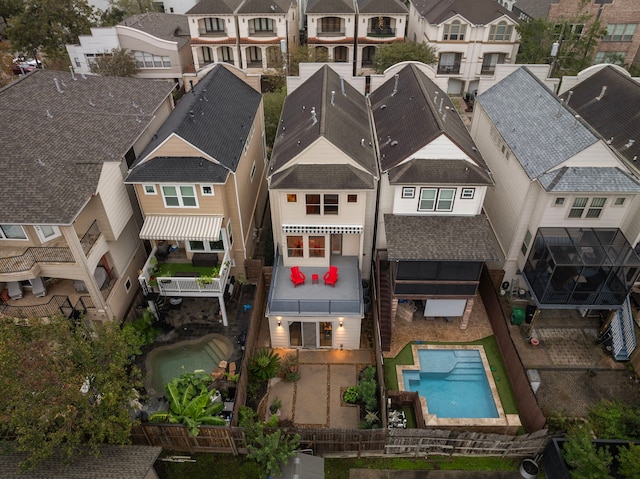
596, 86, 607, 101
573, 114, 580, 128
607, 137, 613, 144
392, 74, 399, 96
360, 138, 365, 147
331, 90, 335, 105
566, 90, 573, 105
311, 107, 317, 125
89, 99, 95, 107
439, 97, 444, 113
46, 110, 53, 119
556, 98, 564, 118
340, 76, 345, 96
53, 78, 63, 94
69, 66, 77, 81
390, 140, 398, 147
433, 91, 438, 103
625, 139, 635, 148
380, 104, 386, 110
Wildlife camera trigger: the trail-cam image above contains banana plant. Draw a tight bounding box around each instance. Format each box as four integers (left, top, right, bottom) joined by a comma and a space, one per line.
150, 383, 226, 436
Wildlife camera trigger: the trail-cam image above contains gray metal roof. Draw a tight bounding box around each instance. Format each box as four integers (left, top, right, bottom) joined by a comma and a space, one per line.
478, 67, 599, 180
410, 0, 519, 24
384, 214, 502, 262
269, 65, 377, 183
270, 163, 375, 189
370, 64, 491, 183
1, 445, 162, 479
186, 0, 244, 15
560, 66, 640, 167
126, 156, 230, 183
306, 0, 355, 14
238, 0, 293, 14
356, 0, 408, 15
537, 166, 640, 193
0, 70, 174, 225
119, 12, 191, 49
133, 64, 261, 178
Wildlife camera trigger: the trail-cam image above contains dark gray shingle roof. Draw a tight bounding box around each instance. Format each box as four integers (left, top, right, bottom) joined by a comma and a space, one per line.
371, 64, 491, 184
186, 0, 244, 15
0, 70, 174, 225
306, 0, 356, 14
134, 64, 261, 178
1, 445, 161, 479
238, 0, 293, 14
119, 12, 191, 49
478, 67, 599, 180
385, 214, 501, 262
270, 163, 375, 189
410, 0, 518, 24
388, 158, 492, 185
126, 156, 230, 183
537, 166, 640, 193
560, 66, 640, 166
269, 65, 377, 183
356, 0, 408, 15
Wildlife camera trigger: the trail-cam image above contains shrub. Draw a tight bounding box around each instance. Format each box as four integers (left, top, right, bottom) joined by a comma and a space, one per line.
617, 443, 640, 478
269, 397, 282, 415
248, 349, 281, 381
563, 424, 613, 479
343, 386, 358, 404
280, 353, 300, 382
361, 365, 376, 381
358, 377, 378, 412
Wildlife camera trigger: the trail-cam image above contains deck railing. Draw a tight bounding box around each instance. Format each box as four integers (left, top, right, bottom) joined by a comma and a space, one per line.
0, 247, 75, 274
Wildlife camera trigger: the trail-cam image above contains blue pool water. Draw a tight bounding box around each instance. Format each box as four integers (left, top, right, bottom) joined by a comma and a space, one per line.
402, 349, 498, 419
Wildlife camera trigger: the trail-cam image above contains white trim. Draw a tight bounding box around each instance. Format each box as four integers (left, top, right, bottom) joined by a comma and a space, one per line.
34, 225, 62, 243
283, 224, 363, 234
0, 224, 28, 240
143, 184, 157, 195
161, 184, 199, 208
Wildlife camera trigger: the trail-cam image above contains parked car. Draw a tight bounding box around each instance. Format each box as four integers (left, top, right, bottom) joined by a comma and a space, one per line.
12, 58, 38, 75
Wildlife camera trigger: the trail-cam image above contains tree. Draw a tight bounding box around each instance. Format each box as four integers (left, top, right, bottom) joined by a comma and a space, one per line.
0, 315, 144, 470
98, 6, 127, 26
109, 0, 161, 17
0, 0, 23, 26
90, 48, 140, 77
563, 425, 613, 479
617, 443, 640, 479
0, 40, 14, 87
263, 87, 286, 152
6, 0, 96, 62
288, 44, 329, 76
373, 41, 437, 73
516, 18, 556, 64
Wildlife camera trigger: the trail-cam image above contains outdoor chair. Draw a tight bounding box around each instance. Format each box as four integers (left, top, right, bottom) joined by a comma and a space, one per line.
323, 266, 338, 287
290, 266, 306, 287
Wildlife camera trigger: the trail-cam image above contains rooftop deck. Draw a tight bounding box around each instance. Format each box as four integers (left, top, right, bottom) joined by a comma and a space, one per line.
268, 255, 363, 316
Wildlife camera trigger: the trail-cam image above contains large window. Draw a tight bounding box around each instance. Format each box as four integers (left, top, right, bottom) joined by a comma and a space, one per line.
309, 236, 325, 258
306, 194, 321, 215
247, 46, 262, 66
489, 22, 513, 41
203, 17, 225, 34
419, 188, 456, 212
324, 194, 338, 215
604, 24, 637, 42
0, 224, 27, 240
306, 194, 339, 215
594, 51, 626, 64
437, 53, 461, 74
251, 18, 274, 34
287, 236, 303, 257
133, 51, 170, 68
161, 185, 197, 207
188, 234, 224, 252
481, 53, 506, 74
569, 197, 606, 219
443, 21, 466, 40
319, 17, 343, 34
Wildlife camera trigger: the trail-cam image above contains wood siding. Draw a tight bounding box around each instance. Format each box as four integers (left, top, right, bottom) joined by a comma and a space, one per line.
97, 161, 134, 241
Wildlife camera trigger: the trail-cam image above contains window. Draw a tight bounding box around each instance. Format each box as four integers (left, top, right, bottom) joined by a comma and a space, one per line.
227, 221, 233, 247
489, 22, 513, 41
247, 46, 262, 65
161, 185, 197, 207
306, 194, 320, 214
35, 225, 61, 243
0, 224, 27, 240
309, 236, 325, 258
324, 194, 338, 215
144, 184, 156, 195
333, 46, 348, 62
250, 162, 256, 182
203, 17, 225, 33
402, 187, 415, 198
418, 188, 456, 212
481, 53, 506, 74
614, 197, 626, 206
443, 21, 466, 40
251, 18, 274, 33
202, 47, 213, 63
569, 197, 606, 218
133, 51, 170, 68
287, 236, 303, 257
287, 194, 297, 202
201, 185, 214, 196
594, 51, 626, 65
604, 24, 637, 42
554, 197, 565, 206
521, 230, 532, 256
319, 17, 343, 34
219, 46, 234, 63
461, 188, 475, 199
188, 235, 224, 252
125, 277, 132, 293
490, 124, 510, 160
347, 194, 357, 203
437, 53, 461, 74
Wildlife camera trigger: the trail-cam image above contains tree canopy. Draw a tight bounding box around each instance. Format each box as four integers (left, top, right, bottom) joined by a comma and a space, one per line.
0, 315, 144, 470
109, 0, 162, 17
373, 41, 437, 74
90, 48, 140, 77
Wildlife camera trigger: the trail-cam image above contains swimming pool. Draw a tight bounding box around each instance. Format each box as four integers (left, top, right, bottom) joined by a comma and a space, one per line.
397, 345, 518, 429
145, 333, 233, 397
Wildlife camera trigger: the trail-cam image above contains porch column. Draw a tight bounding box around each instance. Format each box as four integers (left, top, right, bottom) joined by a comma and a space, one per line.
460, 297, 475, 330
219, 296, 228, 327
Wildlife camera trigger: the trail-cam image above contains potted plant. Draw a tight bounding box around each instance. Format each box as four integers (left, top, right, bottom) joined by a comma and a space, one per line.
269, 397, 282, 415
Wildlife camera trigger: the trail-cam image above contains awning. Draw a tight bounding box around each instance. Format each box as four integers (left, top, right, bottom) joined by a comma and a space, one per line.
139, 215, 223, 241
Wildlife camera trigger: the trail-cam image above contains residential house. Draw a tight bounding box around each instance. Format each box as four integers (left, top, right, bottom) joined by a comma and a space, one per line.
355, 0, 408, 72
305, 0, 357, 66
471, 66, 640, 358
0, 70, 175, 322
66, 13, 193, 85
266, 65, 378, 350
370, 63, 500, 351
125, 64, 267, 326
407, 0, 521, 95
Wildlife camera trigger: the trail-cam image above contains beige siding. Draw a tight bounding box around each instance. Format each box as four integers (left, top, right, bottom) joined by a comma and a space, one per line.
118, 28, 184, 79
133, 97, 174, 156
294, 137, 360, 166
105, 238, 147, 321
96, 162, 134, 240
134, 182, 226, 215
145, 134, 211, 158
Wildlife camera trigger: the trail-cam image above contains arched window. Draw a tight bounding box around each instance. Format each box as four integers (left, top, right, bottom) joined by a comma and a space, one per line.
443, 21, 466, 41
489, 21, 513, 41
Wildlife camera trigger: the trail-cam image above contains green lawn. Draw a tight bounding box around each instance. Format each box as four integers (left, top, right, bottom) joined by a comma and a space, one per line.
383, 336, 519, 415
154, 262, 218, 278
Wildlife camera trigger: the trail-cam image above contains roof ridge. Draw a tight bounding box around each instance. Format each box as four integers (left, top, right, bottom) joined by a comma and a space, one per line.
410, 63, 444, 132
320, 65, 328, 137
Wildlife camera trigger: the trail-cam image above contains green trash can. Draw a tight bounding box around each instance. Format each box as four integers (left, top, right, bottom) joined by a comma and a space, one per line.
511, 307, 525, 325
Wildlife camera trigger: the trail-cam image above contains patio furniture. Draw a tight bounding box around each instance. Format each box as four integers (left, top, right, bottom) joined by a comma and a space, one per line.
30, 277, 47, 298
290, 266, 306, 287
192, 253, 218, 268
312, 274, 319, 284
8, 281, 23, 300
323, 266, 338, 287
155, 241, 171, 260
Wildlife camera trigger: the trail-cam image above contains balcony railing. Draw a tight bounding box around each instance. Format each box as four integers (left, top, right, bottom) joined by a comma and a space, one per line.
80, 220, 101, 255
0, 294, 74, 318
199, 28, 227, 36
317, 30, 346, 37
437, 64, 461, 75
366, 28, 396, 37
269, 297, 361, 315
0, 247, 75, 274
248, 29, 275, 36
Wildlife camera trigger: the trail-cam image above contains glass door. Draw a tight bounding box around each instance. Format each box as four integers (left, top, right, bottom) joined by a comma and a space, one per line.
302, 322, 317, 348
289, 321, 302, 347
320, 321, 332, 347
331, 234, 342, 255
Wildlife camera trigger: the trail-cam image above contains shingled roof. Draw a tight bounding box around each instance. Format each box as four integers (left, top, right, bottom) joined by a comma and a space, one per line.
119, 12, 191, 49
478, 67, 599, 180
306, 0, 355, 14
186, 0, 244, 15
0, 70, 174, 225
356, 0, 408, 15
269, 65, 377, 189
537, 166, 640, 193
410, 0, 518, 24
370, 64, 492, 185
560, 65, 640, 168
238, 0, 293, 14
130, 64, 261, 181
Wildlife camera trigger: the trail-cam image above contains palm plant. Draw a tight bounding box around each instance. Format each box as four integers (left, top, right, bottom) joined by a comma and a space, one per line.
248, 349, 281, 380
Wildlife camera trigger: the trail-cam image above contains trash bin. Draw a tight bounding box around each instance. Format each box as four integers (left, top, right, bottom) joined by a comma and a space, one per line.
511, 307, 525, 325
525, 304, 537, 324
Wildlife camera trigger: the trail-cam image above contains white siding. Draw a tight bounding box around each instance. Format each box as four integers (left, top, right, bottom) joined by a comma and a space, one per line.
96, 162, 134, 241
107, 216, 144, 276
268, 316, 360, 350
392, 184, 486, 216
559, 141, 622, 168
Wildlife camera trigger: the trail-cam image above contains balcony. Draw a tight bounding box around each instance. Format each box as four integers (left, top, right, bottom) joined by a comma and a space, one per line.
199, 28, 227, 37
317, 30, 346, 37
268, 253, 363, 316
437, 64, 461, 75
248, 29, 275, 37
366, 27, 396, 37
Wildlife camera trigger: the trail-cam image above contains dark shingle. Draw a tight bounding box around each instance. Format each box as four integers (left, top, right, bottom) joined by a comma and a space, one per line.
136, 64, 261, 176
306, 0, 356, 14
238, 0, 293, 14
126, 156, 230, 183
537, 166, 640, 193
0, 70, 174, 225
356, 0, 408, 14
270, 164, 375, 189
410, 0, 519, 24
388, 158, 492, 185
186, 0, 244, 15
385, 214, 501, 262
119, 13, 191, 49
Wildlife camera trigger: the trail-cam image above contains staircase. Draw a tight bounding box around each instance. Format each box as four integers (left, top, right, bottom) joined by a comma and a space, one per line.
610, 296, 637, 361
376, 253, 393, 352
203, 338, 230, 365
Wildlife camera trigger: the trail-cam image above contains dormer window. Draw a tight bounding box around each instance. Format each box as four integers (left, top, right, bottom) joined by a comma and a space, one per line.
443, 21, 466, 41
